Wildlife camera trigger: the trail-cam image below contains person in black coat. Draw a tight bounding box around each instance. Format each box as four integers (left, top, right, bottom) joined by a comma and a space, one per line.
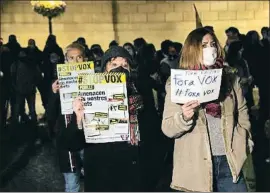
26, 39, 48, 113
41, 35, 64, 114
11, 48, 41, 124
0, 45, 12, 128
3, 35, 22, 121
137, 43, 169, 190
75, 37, 91, 61
123, 42, 138, 71
48, 42, 86, 192
243, 31, 269, 122
89, 44, 104, 72
0, 45, 13, 127
4, 35, 21, 63
59, 46, 148, 192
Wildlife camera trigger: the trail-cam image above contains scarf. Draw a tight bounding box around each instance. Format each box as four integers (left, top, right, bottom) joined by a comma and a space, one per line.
189, 58, 224, 118
127, 82, 144, 145
65, 114, 78, 173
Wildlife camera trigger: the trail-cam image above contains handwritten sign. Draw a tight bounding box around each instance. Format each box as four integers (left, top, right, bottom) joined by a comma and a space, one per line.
171, 69, 222, 104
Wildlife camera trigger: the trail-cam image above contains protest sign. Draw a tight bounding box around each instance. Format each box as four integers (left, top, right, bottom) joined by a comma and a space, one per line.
57, 61, 94, 114
171, 69, 222, 104
78, 72, 130, 143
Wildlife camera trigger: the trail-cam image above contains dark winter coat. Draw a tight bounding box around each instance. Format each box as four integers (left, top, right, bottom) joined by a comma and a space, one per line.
42, 44, 64, 82
11, 56, 41, 95
4, 42, 21, 63
47, 93, 85, 173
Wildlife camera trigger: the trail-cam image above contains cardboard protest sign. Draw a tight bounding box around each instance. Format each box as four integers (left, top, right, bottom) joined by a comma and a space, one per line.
57, 61, 94, 114
171, 69, 222, 104
78, 72, 130, 143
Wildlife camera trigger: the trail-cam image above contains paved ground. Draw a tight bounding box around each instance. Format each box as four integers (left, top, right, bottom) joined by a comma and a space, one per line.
1, 125, 269, 192
0, 93, 78, 192
0, 142, 65, 192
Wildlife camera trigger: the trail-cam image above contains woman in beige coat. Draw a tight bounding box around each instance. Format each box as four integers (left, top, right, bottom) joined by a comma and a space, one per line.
162, 28, 254, 192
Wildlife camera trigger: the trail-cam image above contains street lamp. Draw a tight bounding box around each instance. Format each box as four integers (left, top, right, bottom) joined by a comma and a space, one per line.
30, 1, 66, 34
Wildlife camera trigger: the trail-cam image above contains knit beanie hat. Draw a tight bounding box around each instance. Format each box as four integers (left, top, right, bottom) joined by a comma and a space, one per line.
101, 46, 133, 72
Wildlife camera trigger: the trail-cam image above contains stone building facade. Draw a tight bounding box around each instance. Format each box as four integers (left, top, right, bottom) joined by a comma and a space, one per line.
1, 0, 269, 49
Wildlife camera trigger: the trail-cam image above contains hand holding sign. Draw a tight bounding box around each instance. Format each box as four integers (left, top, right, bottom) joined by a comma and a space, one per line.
181, 100, 200, 121
73, 97, 85, 124
52, 80, 60, 93
171, 69, 222, 104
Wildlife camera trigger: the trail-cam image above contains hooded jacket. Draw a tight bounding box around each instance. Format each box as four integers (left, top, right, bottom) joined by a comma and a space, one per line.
101, 46, 133, 71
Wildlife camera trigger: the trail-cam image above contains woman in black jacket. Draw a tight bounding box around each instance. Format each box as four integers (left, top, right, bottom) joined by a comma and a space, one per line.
60, 46, 146, 192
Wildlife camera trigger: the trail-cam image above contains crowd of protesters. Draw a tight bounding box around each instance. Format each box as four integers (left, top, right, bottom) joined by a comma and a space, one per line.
0, 25, 270, 192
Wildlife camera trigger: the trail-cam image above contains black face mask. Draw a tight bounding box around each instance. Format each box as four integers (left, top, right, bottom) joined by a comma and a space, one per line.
109, 66, 130, 81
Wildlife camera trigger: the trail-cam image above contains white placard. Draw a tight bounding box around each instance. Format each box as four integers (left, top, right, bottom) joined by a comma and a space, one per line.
171, 69, 223, 104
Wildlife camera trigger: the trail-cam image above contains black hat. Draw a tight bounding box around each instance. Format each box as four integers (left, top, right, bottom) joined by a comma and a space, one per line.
101, 46, 132, 72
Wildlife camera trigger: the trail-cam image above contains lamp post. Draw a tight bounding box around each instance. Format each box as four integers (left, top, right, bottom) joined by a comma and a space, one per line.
31, 1, 66, 35
48, 16, 52, 34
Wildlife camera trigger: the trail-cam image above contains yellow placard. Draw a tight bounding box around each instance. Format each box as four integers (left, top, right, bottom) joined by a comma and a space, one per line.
78, 73, 126, 85
57, 61, 94, 73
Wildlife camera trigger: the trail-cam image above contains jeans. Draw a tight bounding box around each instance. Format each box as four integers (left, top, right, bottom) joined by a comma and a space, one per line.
213, 155, 247, 192
63, 149, 84, 192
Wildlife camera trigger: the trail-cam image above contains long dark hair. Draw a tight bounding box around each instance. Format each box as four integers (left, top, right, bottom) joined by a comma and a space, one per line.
245, 31, 261, 46
226, 41, 243, 67
137, 44, 158, 76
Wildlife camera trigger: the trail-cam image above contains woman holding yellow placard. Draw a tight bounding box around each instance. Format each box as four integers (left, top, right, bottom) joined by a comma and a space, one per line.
62, 46, 145, 191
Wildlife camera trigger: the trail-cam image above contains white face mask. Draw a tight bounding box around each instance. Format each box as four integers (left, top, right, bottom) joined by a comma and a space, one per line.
203, 47, 217, 66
